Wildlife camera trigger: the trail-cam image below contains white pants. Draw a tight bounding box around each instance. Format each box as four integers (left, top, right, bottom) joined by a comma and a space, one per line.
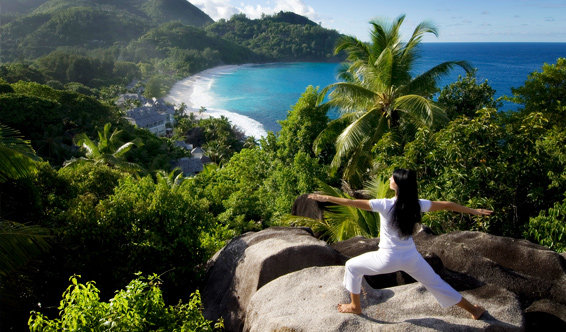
343, 247, 462, 307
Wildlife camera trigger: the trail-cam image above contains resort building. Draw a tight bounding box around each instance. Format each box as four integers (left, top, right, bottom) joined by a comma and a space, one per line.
119, 94, 176, 136
173, 147, 212, 176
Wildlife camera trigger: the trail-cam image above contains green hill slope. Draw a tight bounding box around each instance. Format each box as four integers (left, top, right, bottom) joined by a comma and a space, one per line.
141, 0, 213, 26
206, 11, 341, 61
0, 0, 213, 61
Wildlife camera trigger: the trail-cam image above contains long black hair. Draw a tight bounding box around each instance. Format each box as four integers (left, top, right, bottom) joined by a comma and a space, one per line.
391, 169, 422, 237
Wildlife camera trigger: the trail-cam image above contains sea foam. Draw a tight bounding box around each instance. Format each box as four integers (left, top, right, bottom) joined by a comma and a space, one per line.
165, 65, 268, 138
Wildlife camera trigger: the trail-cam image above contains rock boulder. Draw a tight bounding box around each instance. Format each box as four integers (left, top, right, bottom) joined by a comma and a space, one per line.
244, 266, 523, 331
201, 227, 343, 331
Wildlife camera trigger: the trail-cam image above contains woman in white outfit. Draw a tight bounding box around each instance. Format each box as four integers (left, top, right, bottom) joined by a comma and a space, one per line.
308, 169, 491, 319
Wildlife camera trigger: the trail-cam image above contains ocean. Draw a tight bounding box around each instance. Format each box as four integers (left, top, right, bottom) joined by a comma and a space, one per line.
165, 43, 566, 138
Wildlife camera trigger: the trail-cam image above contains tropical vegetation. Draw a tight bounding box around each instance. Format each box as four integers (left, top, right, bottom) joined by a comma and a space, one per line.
316, 15, 472, 187
0, 3, 565, 330
28, 274, 223, 331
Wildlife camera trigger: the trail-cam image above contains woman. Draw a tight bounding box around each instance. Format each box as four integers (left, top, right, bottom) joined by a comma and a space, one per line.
308, 169, 491, 320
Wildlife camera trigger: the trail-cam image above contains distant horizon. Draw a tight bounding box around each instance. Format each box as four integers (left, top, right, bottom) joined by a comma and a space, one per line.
191, 0, 566, 43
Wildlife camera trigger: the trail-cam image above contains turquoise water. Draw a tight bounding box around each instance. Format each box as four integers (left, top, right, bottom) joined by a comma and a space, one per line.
209, 62, 340, 132
167, 43, 566, 136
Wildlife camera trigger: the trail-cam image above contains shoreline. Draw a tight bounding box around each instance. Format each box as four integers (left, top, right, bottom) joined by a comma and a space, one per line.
165, 64, 268, 138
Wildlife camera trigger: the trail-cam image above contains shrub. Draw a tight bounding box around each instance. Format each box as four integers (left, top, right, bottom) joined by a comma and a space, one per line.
525, 198, 566, 252
29, 274, 222, 331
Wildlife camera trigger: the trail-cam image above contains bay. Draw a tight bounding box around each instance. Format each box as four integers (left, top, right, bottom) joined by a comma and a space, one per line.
166, 43, 566, 138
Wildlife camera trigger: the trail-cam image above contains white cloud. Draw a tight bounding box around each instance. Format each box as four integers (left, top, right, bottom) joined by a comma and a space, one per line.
190, 0, 319, 22
191, 0, 239, 20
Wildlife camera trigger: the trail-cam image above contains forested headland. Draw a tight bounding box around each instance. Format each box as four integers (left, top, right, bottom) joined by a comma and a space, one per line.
0, 2, 565, 331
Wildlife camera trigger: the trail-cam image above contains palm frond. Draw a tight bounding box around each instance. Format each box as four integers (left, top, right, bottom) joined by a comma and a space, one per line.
404, 21, 438, 54
0, 220, 51, 277
316, 182, 380, 242
0, 124, 39, 182
62, 156, 90, 168
373, 47, 394, 88
327, 82, 378, 112
276, 214, 332, 238
75, 133, 97, 158
340, 140, 373, 185
394, 94, 447, 127
369, 15, 405, 53
363, 175, 394, 199
339, 115, 388, 185
113, 142, 136, 159
332, 108, 382, 169
335, 35, 371, 62
312, 115, 352, 155
406, 61, 473, 96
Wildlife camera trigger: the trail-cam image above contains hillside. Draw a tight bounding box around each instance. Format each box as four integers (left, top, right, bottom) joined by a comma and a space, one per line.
206, 11, 342, 61
0, 0, 213, 61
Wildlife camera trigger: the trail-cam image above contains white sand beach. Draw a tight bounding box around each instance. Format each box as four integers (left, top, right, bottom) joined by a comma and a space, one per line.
165, 65, 268, 138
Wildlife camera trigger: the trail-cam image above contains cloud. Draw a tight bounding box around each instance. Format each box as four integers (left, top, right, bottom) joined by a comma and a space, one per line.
544, 17, 555, 22
239, 0, 318, 20
191, 0, 319, 22
191, 0, 239, 20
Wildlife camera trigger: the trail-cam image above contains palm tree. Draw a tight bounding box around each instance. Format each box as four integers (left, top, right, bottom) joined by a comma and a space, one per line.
64, 123, 142, 173
317, 15, 472, 186
0, 123, 50, 277
280, 176, 392, 243
155, 168, 185, 193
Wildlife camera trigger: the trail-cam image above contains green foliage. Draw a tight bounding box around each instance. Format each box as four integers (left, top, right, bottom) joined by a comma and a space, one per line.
0, 220, 50, 278
144, 75, 167, 99
28, 274, 222, 331
174, 114, 245, 165
0, 81, 119, 165
386, 109, 507, 233
69, 175, 215, 291
525, 197, 566, 252
35, 50, 141, 87
277, 85, 330, 161
280, 175, 392, 242
186, 144, 325, 235
510, 57, 566, 123
57, 162, 126, 201
141, 0, 214, 27
0, 0, 48, 15
376, 106, 565, 237
0, 63, 46, 83
64, 123, 142, 174
11, 6, 146, 58
199, 116, 245, 165
0, 123, 39, 182
0, 81, 176, 171
206, 12, 341, 61
437, 71, 500, 120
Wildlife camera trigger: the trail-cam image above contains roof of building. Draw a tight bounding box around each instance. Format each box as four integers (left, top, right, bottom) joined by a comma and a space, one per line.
175, 157, 204, 175
116, 93, 147, 106
126, 107, 166, 128
174, 141, 193, 150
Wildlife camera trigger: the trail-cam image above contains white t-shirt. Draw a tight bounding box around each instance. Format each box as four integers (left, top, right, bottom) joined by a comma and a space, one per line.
369, 198, 432, 249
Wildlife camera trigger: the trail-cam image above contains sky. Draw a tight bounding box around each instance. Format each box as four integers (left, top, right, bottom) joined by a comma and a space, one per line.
190, 0, 566, 42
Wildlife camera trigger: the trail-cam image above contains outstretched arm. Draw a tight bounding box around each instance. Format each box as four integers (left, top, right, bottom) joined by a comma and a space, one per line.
308, 194, 372, 211
429, 201, 493, 216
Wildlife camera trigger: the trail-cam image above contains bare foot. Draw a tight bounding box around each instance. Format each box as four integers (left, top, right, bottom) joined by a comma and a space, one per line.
337, 303, 362, 314
471, 305, 486, 320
